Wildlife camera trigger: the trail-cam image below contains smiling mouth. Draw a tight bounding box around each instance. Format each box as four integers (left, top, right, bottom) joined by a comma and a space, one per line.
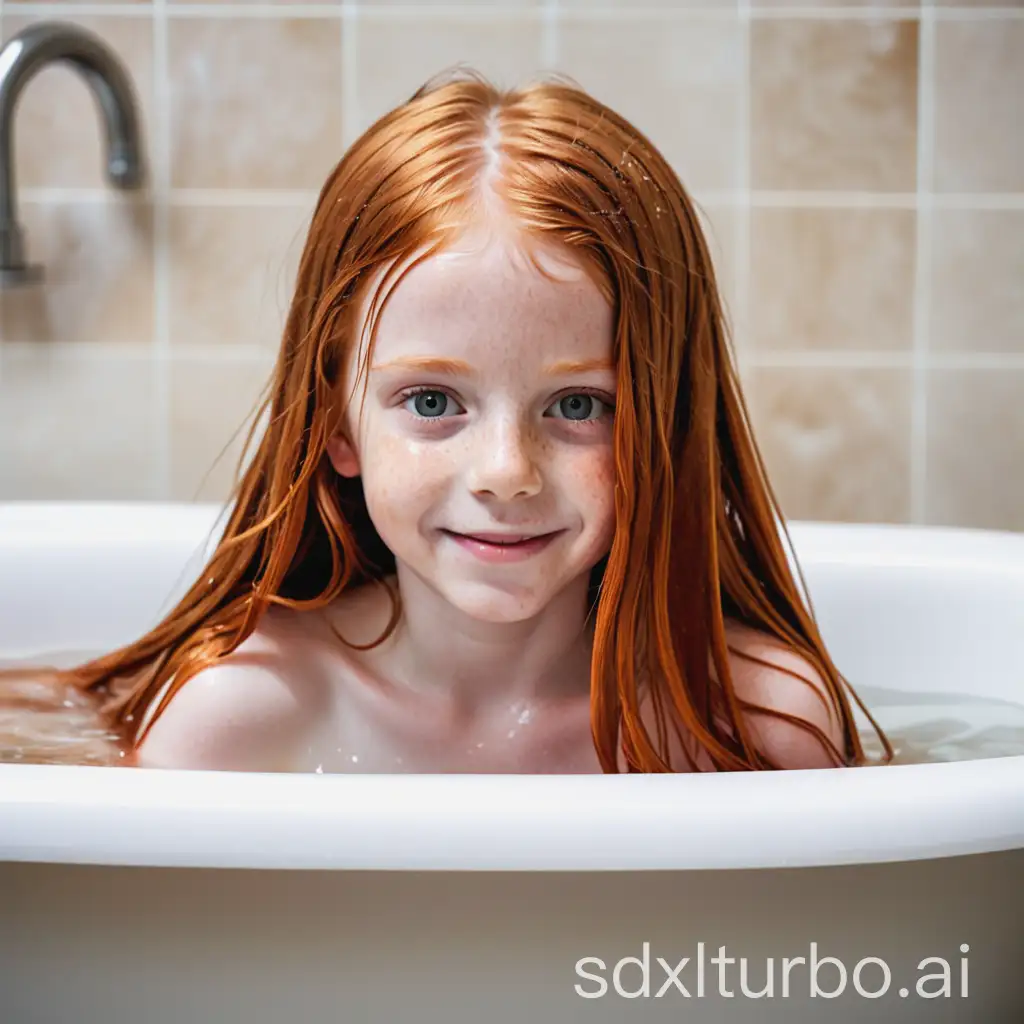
443, 530, 556, 546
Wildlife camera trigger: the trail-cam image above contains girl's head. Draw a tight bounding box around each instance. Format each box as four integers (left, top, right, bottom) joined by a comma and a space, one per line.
61, 68, 888, 771
327, 223, 617, 624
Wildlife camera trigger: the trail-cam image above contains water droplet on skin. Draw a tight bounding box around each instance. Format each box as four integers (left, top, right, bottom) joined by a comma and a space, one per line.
315, 765, 324, 774
62, 700, 74, 709
507, 729, 516, 739
351, 754, 358, 763
396, 756, 404, 765
518, 708, 532, 725
476, 742, 484, 749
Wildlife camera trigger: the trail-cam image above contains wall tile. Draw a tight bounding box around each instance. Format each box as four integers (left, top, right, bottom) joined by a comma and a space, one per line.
748, 367, 912, 523
355, 11, 544, 141
929, 209, 1024, 355
168, 17, 343, 189
933, 19, 1024, 193
750, 206, 915, 352
2, 14, 154, 190
168, 203, 311, 349
560, 15, 742, 192
1, 1, 1020, 528
0, 351, 161, 500
0, 200, 154, 344
169, 356, 275, 502
926, 369, 1024, 531
695, 202, 743, 348
751, 19, 918, 192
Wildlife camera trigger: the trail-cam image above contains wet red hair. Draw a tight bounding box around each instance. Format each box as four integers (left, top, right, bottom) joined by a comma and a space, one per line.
14, 69, 891, 771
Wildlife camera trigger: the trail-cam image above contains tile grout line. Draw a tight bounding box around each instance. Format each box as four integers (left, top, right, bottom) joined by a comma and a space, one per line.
910, 3, 936, 525
4, 3, 1024, 20
18, 186, 1024, 211
4, 341, 1022, 371
152, 0, 172, 499
342, 0, 357, 150
735, 0, 752, 381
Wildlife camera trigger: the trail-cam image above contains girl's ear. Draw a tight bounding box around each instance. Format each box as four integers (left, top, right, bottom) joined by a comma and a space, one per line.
326, 433, 360, 478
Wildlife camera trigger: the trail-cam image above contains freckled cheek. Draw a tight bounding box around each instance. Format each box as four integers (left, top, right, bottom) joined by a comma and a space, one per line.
562, 449, 617, 543
361, 432, 455, 530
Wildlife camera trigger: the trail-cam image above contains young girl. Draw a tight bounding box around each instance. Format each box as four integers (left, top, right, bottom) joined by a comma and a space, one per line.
4, 69, 891, 774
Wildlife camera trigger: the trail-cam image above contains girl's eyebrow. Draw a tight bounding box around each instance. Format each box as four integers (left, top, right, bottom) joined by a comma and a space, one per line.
370, 356, 614, 377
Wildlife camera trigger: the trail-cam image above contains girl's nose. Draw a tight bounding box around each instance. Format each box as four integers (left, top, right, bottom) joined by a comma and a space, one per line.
466, 416, 543, 501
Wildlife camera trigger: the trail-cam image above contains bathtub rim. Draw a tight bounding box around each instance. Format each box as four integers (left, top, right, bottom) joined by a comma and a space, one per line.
0, 756, 1022, 871
1, 502, 1022, 872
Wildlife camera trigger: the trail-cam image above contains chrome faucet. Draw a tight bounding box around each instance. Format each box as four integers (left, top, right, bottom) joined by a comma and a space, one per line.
0, 21, 145, 287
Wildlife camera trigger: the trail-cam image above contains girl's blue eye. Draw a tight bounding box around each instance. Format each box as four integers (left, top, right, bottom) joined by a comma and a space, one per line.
550, 394, 609, 422
548, 393, 610, 421
405, 389, 457, 418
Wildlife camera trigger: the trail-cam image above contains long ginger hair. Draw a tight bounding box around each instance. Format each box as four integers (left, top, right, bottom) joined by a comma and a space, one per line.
21, 70, 891, 771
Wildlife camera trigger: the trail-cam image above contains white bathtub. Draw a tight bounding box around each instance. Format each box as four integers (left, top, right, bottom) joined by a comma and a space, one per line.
0, 502, 1022, 1023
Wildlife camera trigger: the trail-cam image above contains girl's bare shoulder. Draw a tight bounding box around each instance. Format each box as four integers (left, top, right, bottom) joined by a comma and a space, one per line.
135, 604, 337, 772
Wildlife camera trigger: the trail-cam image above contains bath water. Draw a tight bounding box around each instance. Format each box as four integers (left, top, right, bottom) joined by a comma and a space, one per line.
2, 650, 1024, 769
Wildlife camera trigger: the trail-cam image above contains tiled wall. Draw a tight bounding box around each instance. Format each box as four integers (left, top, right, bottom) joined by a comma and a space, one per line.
0, 0, 1021, 531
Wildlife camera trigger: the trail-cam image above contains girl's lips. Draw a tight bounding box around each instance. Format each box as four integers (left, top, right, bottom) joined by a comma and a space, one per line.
442, 529, 561, 563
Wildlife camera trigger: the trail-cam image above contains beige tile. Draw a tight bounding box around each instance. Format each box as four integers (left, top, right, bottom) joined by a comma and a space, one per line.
0, 200, 154, 344
694, 201, 743, 347
355, 12, 544, 141
168, 203, 311, 349
2, 15, 154, 190
169, 356, 276, 502
168, 17, 343, 189
750, 207, 915, 352
751, 19, 918, 192
0, 351, 162, 500
748, 366, 912, 523
559, 16, 742, 192
934, 19, 1024, 193
929, 209, 1024, 355
926, 369, 1024, 531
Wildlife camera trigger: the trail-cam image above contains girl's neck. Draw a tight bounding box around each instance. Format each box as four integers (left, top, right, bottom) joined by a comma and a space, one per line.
379, 564, 596, 718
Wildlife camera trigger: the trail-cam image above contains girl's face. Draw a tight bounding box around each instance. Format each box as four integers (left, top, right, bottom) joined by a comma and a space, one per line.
329, 226, 617, 623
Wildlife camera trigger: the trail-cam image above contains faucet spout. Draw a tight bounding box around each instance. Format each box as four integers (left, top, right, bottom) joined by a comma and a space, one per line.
0, 21, 146, 287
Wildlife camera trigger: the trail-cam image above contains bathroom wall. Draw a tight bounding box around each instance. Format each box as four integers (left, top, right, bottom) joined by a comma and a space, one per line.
0, 0, 1020, 530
